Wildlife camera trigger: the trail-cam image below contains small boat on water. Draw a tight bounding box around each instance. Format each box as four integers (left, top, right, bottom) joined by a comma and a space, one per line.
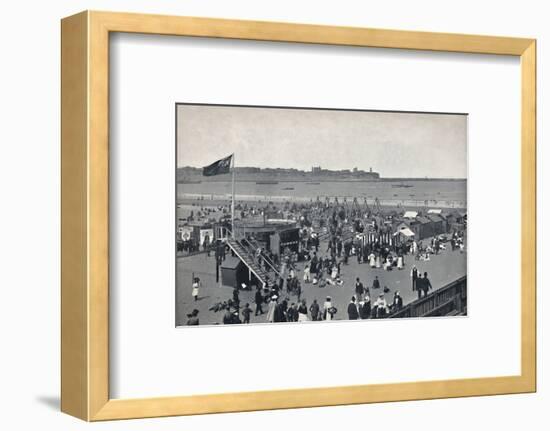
305, 182, 320, 185
256, 180, 279, 185
282, 187, 295, 190
392, 182, 413, 188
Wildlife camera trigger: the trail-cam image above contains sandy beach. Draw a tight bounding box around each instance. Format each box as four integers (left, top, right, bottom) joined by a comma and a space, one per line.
176, 232, 467, 326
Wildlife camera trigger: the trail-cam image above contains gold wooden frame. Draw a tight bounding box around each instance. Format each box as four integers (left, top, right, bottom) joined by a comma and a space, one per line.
61, 10, 536, 421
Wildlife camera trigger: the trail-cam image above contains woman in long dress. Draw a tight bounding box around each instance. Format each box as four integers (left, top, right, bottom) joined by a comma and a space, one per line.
266, 296, 277, 323
374, 294, 388, 318
375, 255, 381, 269
297, 299, 308, 322
331, 266, 338, 280
191, 277, 200, 301
369, 252, 376, 267
323, 296, 334, 321
303, 265, 311, 283
397, 254, 404, 270
361, 293, 371, 319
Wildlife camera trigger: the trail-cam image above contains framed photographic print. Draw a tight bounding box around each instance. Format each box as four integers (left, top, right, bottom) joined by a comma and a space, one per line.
61, 11, 536, 421
175, 104, 468, 326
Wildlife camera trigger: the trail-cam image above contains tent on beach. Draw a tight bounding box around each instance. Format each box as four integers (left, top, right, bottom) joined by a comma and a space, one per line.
393, 225, 416, 238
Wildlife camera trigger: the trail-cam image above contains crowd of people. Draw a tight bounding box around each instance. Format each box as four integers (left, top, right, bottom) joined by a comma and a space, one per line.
186, 257, 438, 325
182, 198, 466, 326
186, 288, 409, 325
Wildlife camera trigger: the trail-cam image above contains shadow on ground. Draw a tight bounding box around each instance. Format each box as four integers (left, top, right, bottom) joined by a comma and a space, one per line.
36, 395, 59, 411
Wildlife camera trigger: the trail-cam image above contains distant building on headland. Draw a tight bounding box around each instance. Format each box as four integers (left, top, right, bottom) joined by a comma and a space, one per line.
310, 165, 379, 180
177, 165, 381, 182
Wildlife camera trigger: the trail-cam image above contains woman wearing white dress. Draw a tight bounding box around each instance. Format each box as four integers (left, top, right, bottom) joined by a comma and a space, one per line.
374, 294, 388, 318
375, 255, 381, 269
323, 296, 334, 321
369, 252, 376, 267
266, 296, 277, 323
191, 277, 200, 301
303, 265, 311, 283
397, 255, 404, 270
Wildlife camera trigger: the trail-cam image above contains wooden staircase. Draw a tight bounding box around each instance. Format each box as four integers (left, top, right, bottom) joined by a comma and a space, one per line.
226, 238, 270, 288
244, 237, 283, 280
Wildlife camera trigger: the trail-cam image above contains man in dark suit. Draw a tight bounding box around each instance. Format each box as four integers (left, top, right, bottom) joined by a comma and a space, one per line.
355, 277, 365, 301
274, 300, 287, 322
360, 295, 371, 319
254, 286, 264, 316
422, 272, 433, 297
232, 287, 240, 310
278, 276, 285, 292
416, 275, 425, 299
411, 265, 418, 292
309, 299, 320, 321
356, 244, 363, 264
392, 292, 403, 311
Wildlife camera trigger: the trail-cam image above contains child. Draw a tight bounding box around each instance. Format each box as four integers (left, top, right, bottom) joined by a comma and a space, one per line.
191, 277, 200, 301
303, 265, 311, 283
241, 303, 253, 324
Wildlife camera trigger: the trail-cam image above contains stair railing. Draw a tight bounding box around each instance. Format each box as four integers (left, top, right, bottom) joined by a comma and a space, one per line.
243, 236, 283, 279
226, 238, 267, 288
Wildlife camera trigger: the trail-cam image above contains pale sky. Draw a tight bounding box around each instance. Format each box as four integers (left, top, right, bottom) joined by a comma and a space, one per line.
176, 104, 467, 178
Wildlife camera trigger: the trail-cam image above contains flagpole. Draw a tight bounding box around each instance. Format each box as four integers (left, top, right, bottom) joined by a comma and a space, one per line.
231, 153, 235, 238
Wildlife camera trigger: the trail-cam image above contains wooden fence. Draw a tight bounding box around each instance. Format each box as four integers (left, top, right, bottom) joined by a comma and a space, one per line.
390, 276, 467, 318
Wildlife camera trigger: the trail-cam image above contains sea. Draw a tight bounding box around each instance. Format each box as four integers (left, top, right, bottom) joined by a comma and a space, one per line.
177, 179, 467, 209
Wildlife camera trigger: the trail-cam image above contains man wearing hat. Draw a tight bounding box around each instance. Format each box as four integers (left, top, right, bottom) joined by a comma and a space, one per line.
416, 273, 425, 299
410, 265, 418, 292
241, 303, 253, 324
392, 291, 403, 312
309, 299, 320, 321
254, 286, 264, 316
421, 272, 433, 297
355, 277, 365, 302
360, 293, 371, 319
232, 286, 240, 310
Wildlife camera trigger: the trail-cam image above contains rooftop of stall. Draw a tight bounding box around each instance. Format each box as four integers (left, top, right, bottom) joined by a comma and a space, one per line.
232, 218, 298, 237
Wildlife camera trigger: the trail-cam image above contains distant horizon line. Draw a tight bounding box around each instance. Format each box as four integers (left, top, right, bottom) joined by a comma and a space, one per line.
177, 165, 466, 181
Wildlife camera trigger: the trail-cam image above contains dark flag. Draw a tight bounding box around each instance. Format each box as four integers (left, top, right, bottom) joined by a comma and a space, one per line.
202, 154, 233, 176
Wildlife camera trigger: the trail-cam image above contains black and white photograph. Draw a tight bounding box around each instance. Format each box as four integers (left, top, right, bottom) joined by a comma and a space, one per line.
176, 104, 467, 327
